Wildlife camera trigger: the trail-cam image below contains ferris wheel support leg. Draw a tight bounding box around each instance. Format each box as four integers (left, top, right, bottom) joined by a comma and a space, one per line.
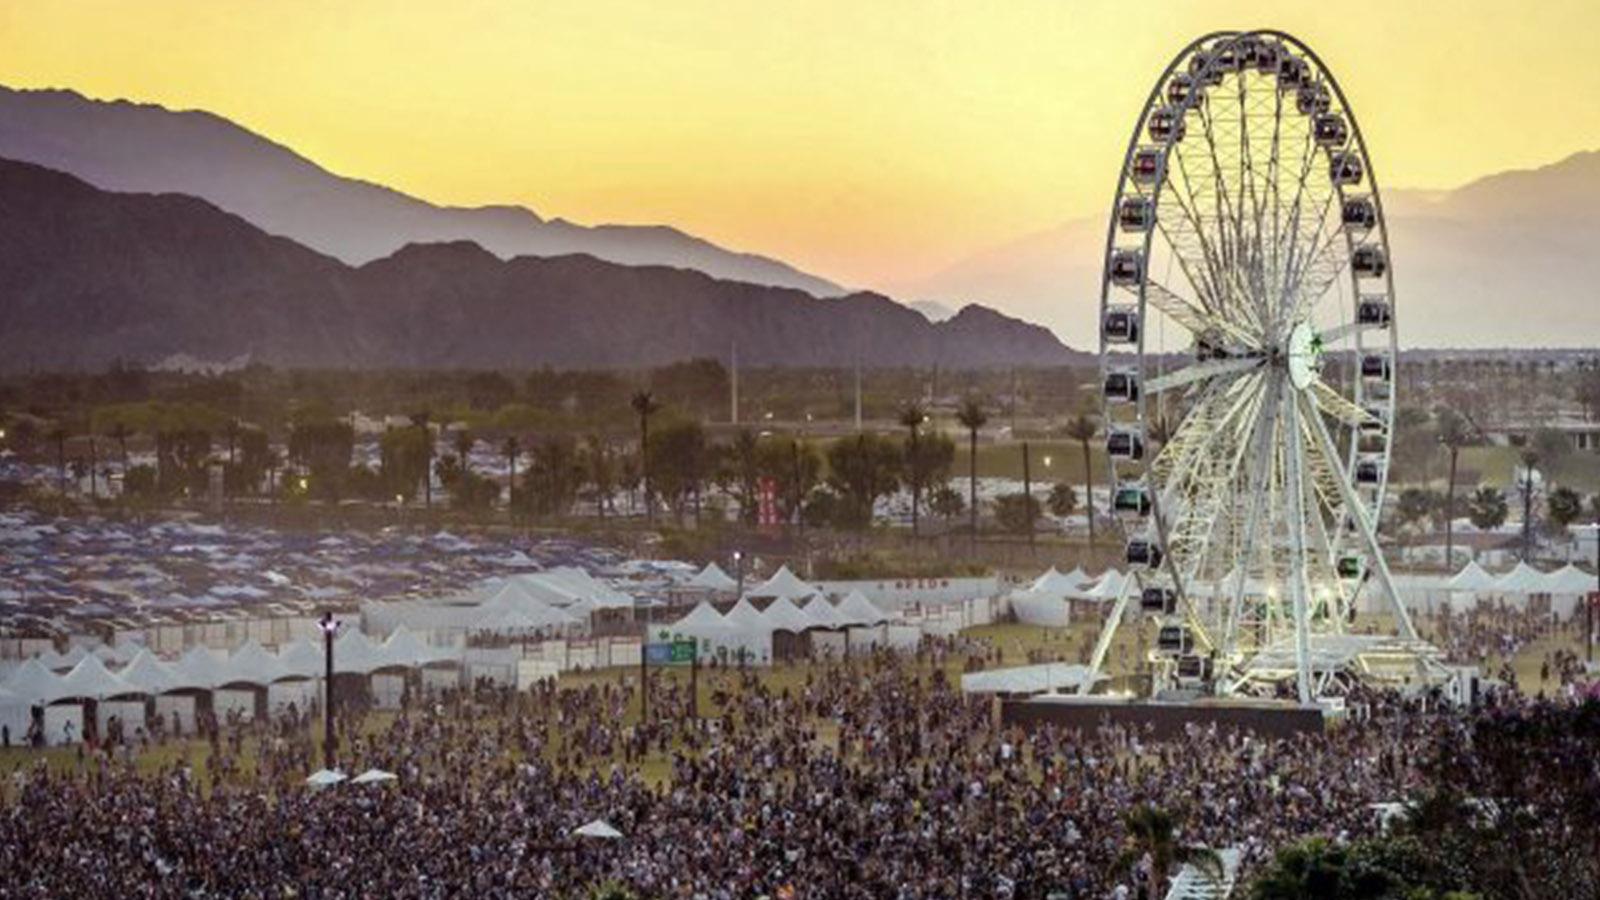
1089, 574, 1136, 678
1285, 385, 1315, 705
1301, 392, 1419, 642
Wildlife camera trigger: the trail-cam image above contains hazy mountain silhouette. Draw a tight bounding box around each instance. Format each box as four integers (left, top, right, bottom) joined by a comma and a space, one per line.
0, 159, 1077, 372
0, 86, 845, 297
892, 151, 1600, 348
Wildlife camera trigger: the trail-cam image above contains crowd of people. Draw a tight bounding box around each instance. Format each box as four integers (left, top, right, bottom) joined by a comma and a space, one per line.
3, 633, 1592, 899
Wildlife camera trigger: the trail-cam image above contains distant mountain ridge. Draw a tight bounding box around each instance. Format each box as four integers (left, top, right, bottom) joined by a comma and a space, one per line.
0, 158, 1079, 371
892, 150, 1600, 349
0, 85, 846, 297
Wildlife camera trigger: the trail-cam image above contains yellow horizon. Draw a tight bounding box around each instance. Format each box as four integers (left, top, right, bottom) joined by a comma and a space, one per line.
1, 0, 1597, 290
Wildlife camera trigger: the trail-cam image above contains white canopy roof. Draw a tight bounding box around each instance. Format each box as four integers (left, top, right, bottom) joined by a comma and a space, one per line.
4, 657, 68, 705
961, 663, 1104, 695
334, 630, 384, 674
1077, 569, 1128, 602
573, 819, 623, 839
1027, 566, 1091, 596
118, 649, 183, 695
226, 640, 292, 685
177, 646, 233, 690
1494, 561, 1552, 594
1546, 564, 1595, 594
686, 562, 739, 593
351, 768, 398, 784
723, 597, 768, 629
761, 596, 817, 632
802, 595, 850, 629
59, 655, 139, 700
1447, 560, 1498, 592
378, 625, 454, 668
306, 768, 347, 788
747, 565, 817, 601
836, 590, 890, 626
668, 602, 741, 639
277, 641, 325, 679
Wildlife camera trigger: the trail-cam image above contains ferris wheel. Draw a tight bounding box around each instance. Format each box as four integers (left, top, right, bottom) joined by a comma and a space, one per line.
1087, 31, 1435, 701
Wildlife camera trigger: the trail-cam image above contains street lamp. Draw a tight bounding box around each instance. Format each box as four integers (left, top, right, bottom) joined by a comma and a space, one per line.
318, 612, 341, 769
733, 550, 745, 598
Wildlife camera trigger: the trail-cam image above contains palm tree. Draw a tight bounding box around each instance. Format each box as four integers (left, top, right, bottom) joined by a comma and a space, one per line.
1110, 804, 1222, 899
956, 397, 988, 541
453, 429, 475, 477
223, 419, 240, 501
409, 411, 433, 509
630, 391, 661, 523
502, 435, 520, 512
1437, 408, 1470, 567
898, 401, 926, 536
48, 424, 68, 495
1065, 413, 1099, 549
108, 421, 132, 474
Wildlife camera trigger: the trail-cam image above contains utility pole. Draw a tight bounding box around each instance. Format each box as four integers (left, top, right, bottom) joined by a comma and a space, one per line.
1521, 463, 1535, 562
854, 360, 863, 432
318, 612, 338, 770
730, 341, 739, 426
639, 634, 650, 723
1022, 440, 1034, 550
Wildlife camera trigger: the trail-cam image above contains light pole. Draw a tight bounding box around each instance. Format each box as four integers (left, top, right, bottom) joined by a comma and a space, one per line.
1591, 516, 1598, 664
733, 550, 745, 598
319, 612, 340, 769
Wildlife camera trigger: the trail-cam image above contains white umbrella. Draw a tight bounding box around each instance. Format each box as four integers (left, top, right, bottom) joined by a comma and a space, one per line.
305, 768, 347, 788
572, 819, 623, 840
351, 768, 398, 785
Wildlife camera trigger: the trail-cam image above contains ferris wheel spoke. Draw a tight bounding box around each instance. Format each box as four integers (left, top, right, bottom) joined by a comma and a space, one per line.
1318, 320, 1382, 346
1307, 379, 1376, 428
1145, 282, 1262, 349
1221, 371, 1283, 658
1162, 151, 1234, 315
1163, 379, 1267, 590
1299, 390, 1418, 641
1145, 356, 1264, 395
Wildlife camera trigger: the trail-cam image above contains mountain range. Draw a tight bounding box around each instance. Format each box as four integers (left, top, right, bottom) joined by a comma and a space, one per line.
0, 86, 845, 298
0, 158, 1076, 371
892, 151, 1600, 349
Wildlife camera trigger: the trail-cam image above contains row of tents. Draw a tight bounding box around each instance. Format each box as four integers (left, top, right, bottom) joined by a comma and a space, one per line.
664, 588, 900, 663
0, 626, 457, 746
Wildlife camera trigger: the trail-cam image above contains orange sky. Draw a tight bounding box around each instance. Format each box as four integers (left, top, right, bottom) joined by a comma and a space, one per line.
2, 0, 1597, 289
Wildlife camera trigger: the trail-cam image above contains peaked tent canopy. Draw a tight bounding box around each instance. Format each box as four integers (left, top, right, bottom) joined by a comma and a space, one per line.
1494, 561, 1552, 594
686, 563, 739, 593
177, 646, 233, 690
277, 641, 325, 679
723, 597, 768, 629
573, 819, 624, 839
761, 596, 817, 632
118, 649, 183, 695
836, 591, 890, 626
748, 565, 817, 602
4, 657, 69, 706
1447, 560, 1499, 593
226, 640, 292, 686
802, 595, 850, 629
1546, 564, 1595, 594
59, 655, 139, 700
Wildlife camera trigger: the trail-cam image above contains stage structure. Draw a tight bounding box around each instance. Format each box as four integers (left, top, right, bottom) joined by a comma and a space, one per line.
1087, 30, 1443, 702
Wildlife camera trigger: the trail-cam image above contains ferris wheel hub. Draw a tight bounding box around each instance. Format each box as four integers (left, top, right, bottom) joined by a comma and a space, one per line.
1286, 321, 1321, 390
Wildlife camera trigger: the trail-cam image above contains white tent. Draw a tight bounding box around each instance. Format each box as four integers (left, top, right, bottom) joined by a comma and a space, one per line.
0, 686, 30, 744
1448, 560, 1499, 593
277, 641, 326, 679
760, 596, 817, 632
351, 768, 398, 785
747, 565, 817, 601
226, 640, 292, 686
333, 630, 384, 675
573, 819, 623, 839
1010, 591, 1072, 627
4, 657, 69, 706
667, 601, 770, 663
669, 602, 739, 638
378, 625, 453, 669
686, 563, 739, 593
1077, 569, 1129, 602
1494, 561, 1552, 597
722, 597, 768, 629
1546, 564, 1594, 594
118, 650, 183, 695
59, 655, 139, 701
836, 590, 891, 626
177, 646, 233, 690
802, 596, 850, 629
1028, 566, 1090, 595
